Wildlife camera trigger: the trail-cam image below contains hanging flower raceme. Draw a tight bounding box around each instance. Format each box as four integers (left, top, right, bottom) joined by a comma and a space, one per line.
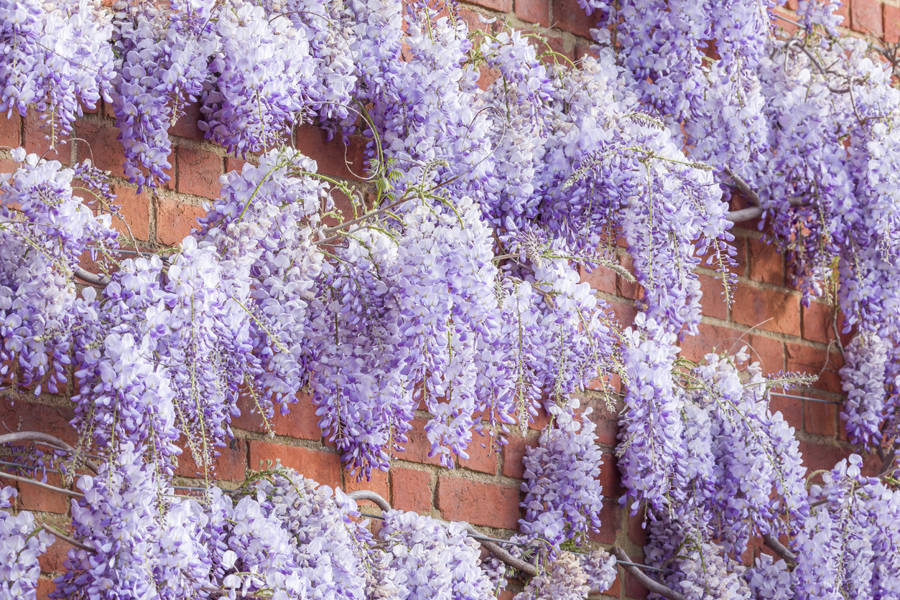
519, 400, 606, 549
0, 0, 114, 143
0, 487, 54, 600
71, 257, 182, 471
248, 470, 372, 599
0, 150, 118, 395
376, 509, 496, 600
200, 0, 313, 155
514, 550, 616, 600
473, 28, 553, 234
645, 519, 752, 600
197, 149, 329, 421
357, 2, 493, 206
791, 456, 900, 600
673, 351, 808, 553
617, 315, 684, 513
307, 195, 505, 473
497, 238, 618, 427
261, 0, 358, 130
112, 0, 219, 188
54, 444, 172, 600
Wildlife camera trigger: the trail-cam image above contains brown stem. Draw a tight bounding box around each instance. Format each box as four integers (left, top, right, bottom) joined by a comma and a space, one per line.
611, 547, 686, 600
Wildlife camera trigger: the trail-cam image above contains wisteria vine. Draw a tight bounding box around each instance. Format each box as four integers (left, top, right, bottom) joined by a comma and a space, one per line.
0, 0, 899, 598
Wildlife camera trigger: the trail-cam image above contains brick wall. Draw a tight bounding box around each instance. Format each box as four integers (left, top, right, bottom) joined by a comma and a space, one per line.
0, 2, 896, 598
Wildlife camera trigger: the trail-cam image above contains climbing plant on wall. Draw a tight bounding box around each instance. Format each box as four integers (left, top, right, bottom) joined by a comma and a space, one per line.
0, 0, 898, 598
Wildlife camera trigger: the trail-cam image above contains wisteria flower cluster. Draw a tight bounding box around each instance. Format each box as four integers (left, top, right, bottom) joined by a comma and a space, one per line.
0, 149, 118, 395
0, 487, 54, 600
0, 0, 114, 142
1, 0, 900, 598
514, 550, 615, 600
519, 399, 606, 548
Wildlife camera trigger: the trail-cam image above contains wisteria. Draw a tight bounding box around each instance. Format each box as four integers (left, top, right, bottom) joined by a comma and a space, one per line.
201, 0, 312, 155
0, 149, 118, 394
0, 0, 114, 143
0, 487, 53, 600
377, 509, 495, 599
519, 400, 605, 548
112, 0, 218, 188
0, 0, 898, 598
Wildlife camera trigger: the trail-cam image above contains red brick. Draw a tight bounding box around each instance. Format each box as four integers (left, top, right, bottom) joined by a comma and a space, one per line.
802, 300, 837, 344
537, 36, 573, 68
501, 435, 535, 479
272, 393, 322, 441
0, 113, 20, 148
109, 184, 151, 241
597, 572, 620, 598
467, 0, 512, 11
37, 578, 56, 600
516, 0, 550, 26
176, 437, 247, 482
392, 418, 445, 467
768, 392, 802, 431
851, 0, 883, 36
625, 563, 650, 599
527, 405, 551, 431
774, 7, 801, 35
886, 5, 900, 43
248, 441, 342, 488
225, 156, 247, 174
460, 428, 498, 474
436, 476, 520, 529
39, 538, 71, 573
475, 64, 501, 91
804, 398, 838, 437
732, 283, 801, 337
580, 263, 616, 295
588, 502, 620, 546
627, 509, 648, 547
835, 0, 850, 26
74, 121, 127, 177
607, 299, 637, 329
343, 465, 389, 500
583, 399, 619, 446
169, 102, 204, 141
231, 393, 271, 435
390, 467, 433, 512
679, 323, 739, 363
16, 472, 69, 514
729, 235, 748, 277
232, 391, 321, 439
799, 440, 847, 473
616, 254, 642, 301
176, 146, 222, 199
785, 343, 843, 394
553, 0, 596, 38
294, 125, 365, 180
458, 8, 503, 39
24, 110, 70, 163
599, 452, 620, 497
574, 41, 602, 61
156, 196, 207, 246
0, 398, 77, 445
744, 333, 786, 375
699, 273, 730, 320
747, 237, 784, 286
